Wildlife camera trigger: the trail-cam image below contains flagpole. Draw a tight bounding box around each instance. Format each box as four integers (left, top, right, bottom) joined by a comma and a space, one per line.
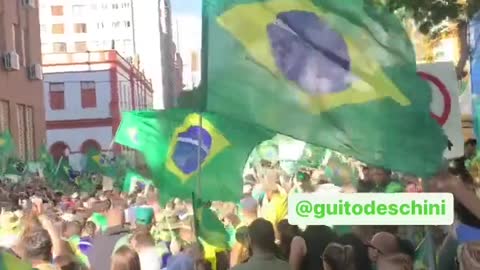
54, 156, 64, 175
197, 114, 203, 197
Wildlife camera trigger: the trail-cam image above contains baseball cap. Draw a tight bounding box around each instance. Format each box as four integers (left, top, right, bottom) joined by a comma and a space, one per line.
135, 207, 154, 225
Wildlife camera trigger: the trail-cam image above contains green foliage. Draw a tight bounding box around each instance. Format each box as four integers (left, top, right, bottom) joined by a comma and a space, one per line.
378, 0, 479, 36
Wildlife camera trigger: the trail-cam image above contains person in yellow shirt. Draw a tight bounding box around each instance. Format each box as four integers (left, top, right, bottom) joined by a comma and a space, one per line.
260, 170, 288, 238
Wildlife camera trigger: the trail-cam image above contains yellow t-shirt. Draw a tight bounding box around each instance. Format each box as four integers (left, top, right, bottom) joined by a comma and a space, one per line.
261, 192, 288, 228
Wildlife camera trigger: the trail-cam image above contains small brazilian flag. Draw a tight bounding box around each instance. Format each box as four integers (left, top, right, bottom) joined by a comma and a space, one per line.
115, 109, 272, 203
199, 0, 447, 177
123, 169, 151, 194
0, 131, 14, 157
193, 194, 229, 250
84, 148, 117, 177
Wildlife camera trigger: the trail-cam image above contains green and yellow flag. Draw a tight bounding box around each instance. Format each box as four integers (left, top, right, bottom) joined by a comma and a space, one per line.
84, 148, 117, 177
0, 131, 14, 157
114, 109, 272, 203
201, 0, 446, 177
123, 169, 151, 194
193, 195, 229, 250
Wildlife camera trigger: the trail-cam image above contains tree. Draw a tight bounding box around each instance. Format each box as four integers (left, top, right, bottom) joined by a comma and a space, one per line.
377, 0, 480, 78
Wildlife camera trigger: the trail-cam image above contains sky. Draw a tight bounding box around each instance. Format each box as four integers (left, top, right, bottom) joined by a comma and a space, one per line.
171, 0, 202, 51
171, 0, 201, 16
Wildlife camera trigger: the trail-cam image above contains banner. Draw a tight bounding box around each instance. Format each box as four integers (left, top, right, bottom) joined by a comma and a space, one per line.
418, 62, 463, 159
470, 12, 480, 140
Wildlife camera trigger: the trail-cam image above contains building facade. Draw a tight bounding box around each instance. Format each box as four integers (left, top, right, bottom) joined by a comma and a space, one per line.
39, 0, 179, 109
42, 50, 153, 169
0, 0, 46, 161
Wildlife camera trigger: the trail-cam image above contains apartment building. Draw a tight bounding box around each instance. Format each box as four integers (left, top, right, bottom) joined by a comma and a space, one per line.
39, 0, 179, 109
0, 0, 46, 160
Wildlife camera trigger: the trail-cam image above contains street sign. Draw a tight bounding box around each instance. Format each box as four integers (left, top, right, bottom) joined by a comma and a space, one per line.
418, 62, 463, 159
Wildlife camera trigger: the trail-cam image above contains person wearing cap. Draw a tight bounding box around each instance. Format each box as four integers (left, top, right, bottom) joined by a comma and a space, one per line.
112, 207, 155, 253
87, 198, 129, 270
135, 207, 155, 231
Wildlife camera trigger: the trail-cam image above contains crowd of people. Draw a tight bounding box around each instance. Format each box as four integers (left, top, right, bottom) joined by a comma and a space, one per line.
0, 143, 480, 270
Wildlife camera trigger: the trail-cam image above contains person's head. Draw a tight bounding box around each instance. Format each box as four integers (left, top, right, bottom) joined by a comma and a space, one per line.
262, 170, 280, 198
22, 229, 53, 263
240, 197, 258, 220
322, 243, 356, 270
82, 221, 96, 237
107, 198, 126, 227
135, 207, 154, 231
396, 238, 415, 261
376, 253, 413, 270
235, 226, 250, 246
63, 221, 82, 239
55, 254, 86, 270
276, 219, 300, 257
367, 232, 400, 263
248, 218, 276, 253
131, 230, 155, 251
465, 139, 477, 159
457, 242, 480, 270
111, 246, 141, 270
337, 233, 373, 270
369, 167, 391, 185
303, 225, 337, 255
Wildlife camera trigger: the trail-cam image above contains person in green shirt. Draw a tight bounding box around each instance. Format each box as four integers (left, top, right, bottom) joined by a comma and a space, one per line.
369, 167, 404, 193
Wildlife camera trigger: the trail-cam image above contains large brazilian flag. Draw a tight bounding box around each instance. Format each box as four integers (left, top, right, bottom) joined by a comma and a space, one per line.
201, 0, 447, 177
114, 109, 273, 203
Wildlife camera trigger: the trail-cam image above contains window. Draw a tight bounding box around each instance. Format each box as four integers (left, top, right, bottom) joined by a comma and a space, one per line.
19, 29, 26, 66
101, 3, 109, 10
81, 81, 97, 108
13, 24, 25, 66
51, 24, 64, 34
51, 5, 64, 16
74, 41, 87, 52
0, 100, 9, 132
97, 22, 104, 30
49, 83, 65, 110
112, 21, 120, 28
40, 24, 47, 33
121, 2, 130, 9
25, 106, 34, 160
52, 42, 67, 53
124, 21, 131, 28
72, 5, 87, 16
112, 3, 119, 9
73, 23, 87, 33
16, 104, 26, 160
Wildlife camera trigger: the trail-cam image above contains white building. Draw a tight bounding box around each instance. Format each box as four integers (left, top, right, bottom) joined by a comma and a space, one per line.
42, 51, 153, 170
39, 0, 176, 109
172, 14, 202, 90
